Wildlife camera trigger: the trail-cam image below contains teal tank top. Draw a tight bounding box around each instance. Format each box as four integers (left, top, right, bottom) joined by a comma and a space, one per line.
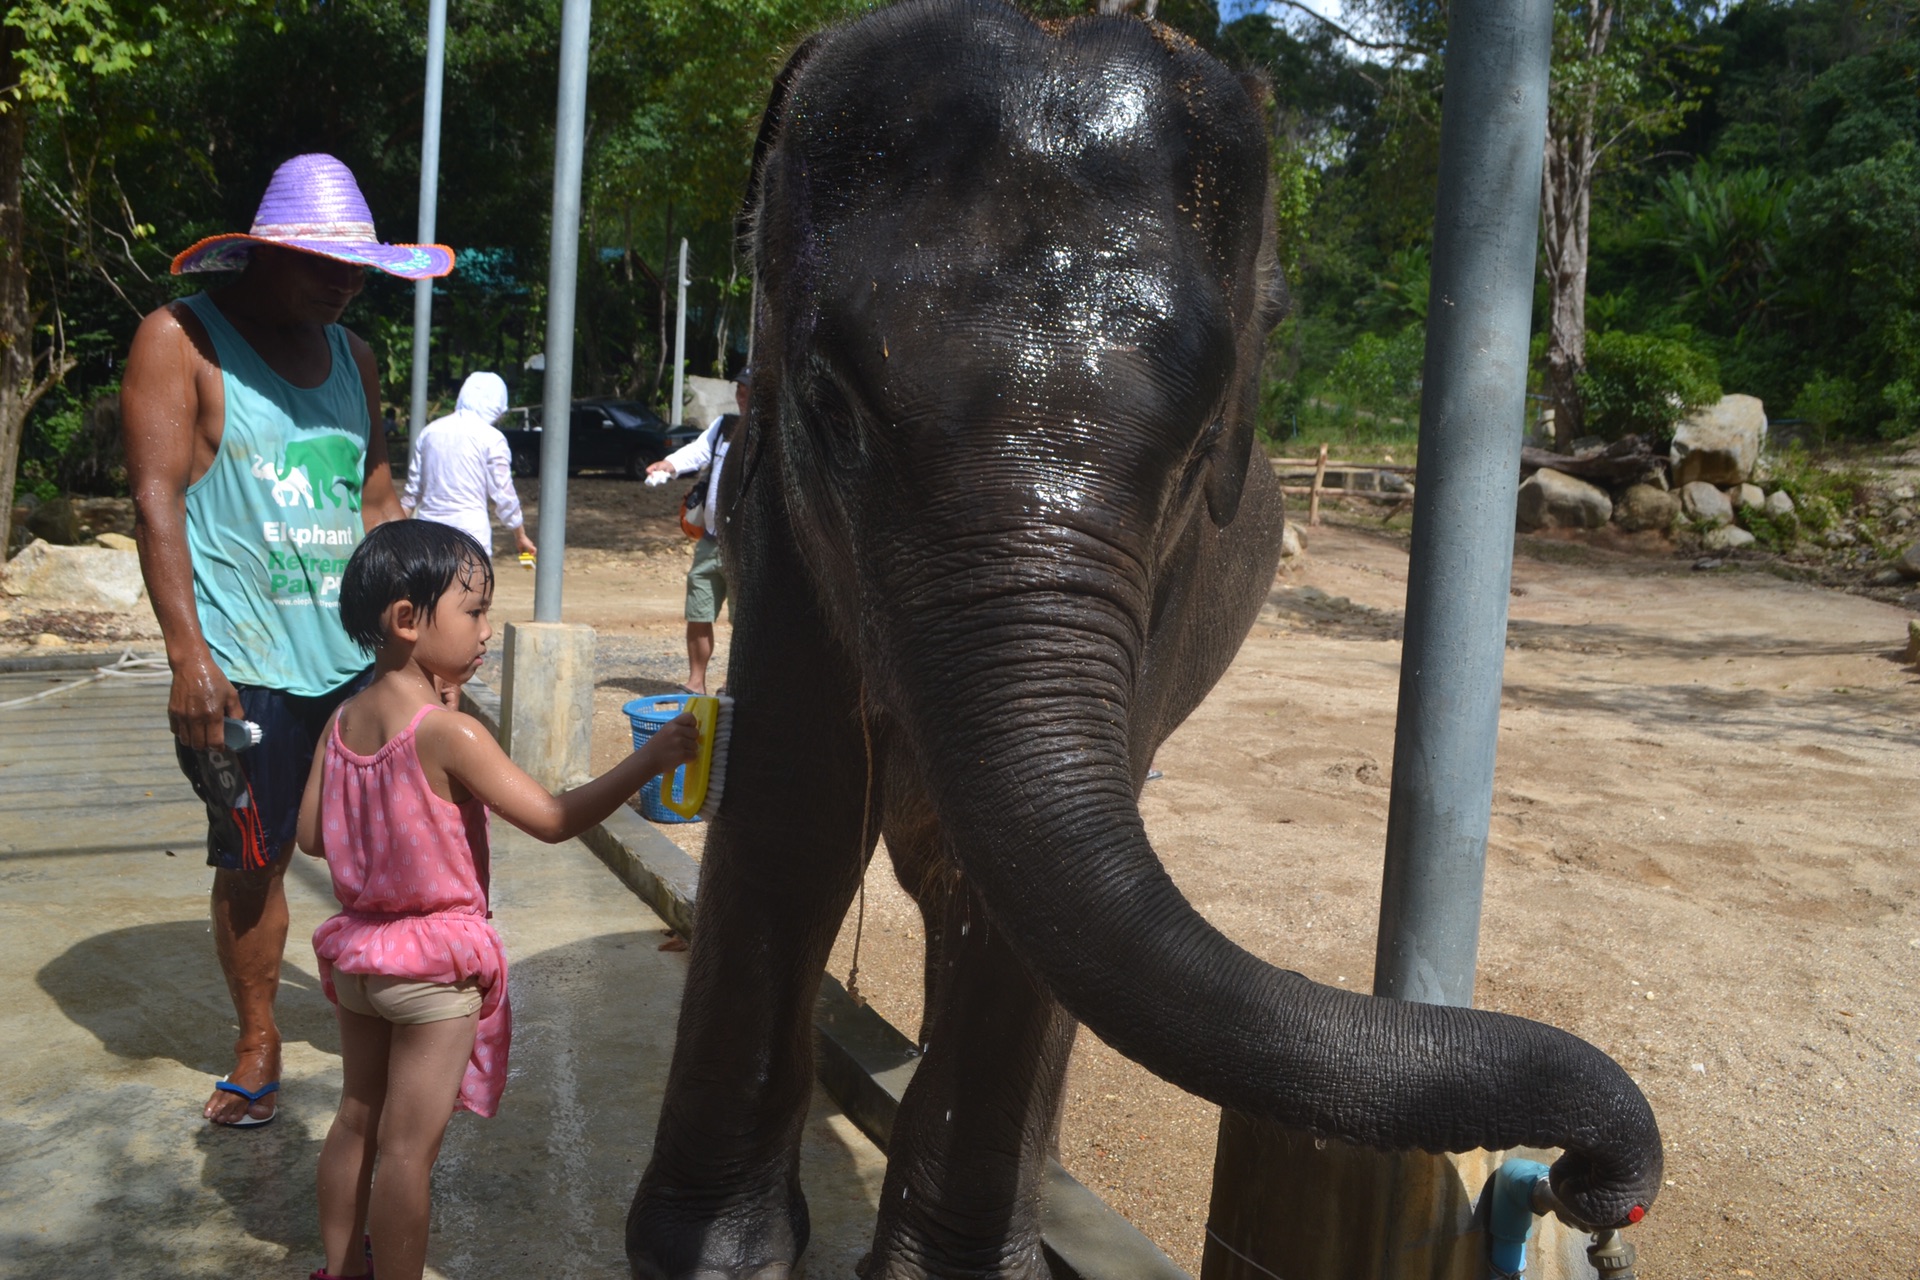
180, 292, 371, 696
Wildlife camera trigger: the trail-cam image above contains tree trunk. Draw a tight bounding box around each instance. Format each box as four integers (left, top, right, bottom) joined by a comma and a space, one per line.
652, 202, 674, 399
1, 87, 47, 555
1540, 129, 1589, 451
1539, 0, 1613, 452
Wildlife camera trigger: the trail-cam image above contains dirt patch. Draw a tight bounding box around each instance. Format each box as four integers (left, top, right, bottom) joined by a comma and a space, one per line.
19, 476, 1916, 1275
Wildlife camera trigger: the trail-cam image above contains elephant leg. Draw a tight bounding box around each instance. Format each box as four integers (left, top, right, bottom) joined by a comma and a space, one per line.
862, 876, 1077, 1280
627, 564, 877, 1279
879, 787, 955, 1046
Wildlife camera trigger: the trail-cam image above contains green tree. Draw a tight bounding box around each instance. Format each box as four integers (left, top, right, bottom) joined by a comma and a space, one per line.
2, 0, 166, 547
1539, 0, 1713, 448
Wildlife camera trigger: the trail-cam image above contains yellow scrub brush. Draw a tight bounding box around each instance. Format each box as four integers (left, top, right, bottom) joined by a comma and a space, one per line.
663, 694, 734, 820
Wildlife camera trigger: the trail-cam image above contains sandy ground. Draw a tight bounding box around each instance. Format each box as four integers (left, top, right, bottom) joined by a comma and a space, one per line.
9, 475, 1918, 1277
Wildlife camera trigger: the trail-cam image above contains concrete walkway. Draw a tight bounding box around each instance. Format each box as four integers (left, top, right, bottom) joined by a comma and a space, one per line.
0, 665, 885, 1278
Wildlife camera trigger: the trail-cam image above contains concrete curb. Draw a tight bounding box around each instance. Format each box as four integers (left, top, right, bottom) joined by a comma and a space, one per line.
459, 678, 1189, 1280
0, 647, 162, 674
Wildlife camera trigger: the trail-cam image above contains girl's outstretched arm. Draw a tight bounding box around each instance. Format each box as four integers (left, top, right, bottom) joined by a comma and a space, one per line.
424, 710, 701, 843
296, 709, 340, 857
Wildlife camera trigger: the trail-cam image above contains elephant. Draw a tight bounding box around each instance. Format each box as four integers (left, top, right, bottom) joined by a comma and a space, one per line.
626, 1, 1662, 1276
278, 432, 363, 512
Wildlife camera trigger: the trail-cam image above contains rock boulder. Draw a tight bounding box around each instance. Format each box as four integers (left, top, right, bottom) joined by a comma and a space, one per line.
1672, 394, 1766, 486
1613, 484, 1681, 533
1764, 490, 1795, 519
1701, 524, 1756, 552
1897, 541, 1920, 581
1679, 481, 1733, 527
1516, 468, 1613, 531
25, 496, 81, 546
0, 538, 148, 610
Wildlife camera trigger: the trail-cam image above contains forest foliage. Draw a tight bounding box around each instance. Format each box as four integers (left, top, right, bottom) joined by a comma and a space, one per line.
11, 0, 1920, 501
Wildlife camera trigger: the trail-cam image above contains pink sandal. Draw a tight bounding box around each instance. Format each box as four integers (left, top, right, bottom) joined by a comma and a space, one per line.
308, 1236, 374, 1279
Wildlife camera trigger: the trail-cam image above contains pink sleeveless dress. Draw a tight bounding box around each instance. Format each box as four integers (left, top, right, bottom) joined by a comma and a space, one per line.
311, 704, 511, 1116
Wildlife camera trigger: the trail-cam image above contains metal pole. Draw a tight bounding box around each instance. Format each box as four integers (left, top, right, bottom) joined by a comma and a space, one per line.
670, 237, 689, 425
533, 0, 591, 621
1373, 0, 1554, 1009
408, 0, 449, 451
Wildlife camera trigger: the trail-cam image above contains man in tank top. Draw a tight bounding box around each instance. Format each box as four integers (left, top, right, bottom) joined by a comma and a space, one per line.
121, 155, 453, 1128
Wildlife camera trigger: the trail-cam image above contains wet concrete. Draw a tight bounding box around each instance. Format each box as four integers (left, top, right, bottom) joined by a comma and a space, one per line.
0, 666, 885, 1278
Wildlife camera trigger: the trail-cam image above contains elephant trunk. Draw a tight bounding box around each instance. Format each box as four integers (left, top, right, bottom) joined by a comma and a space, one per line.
891, 602, 1662, 1231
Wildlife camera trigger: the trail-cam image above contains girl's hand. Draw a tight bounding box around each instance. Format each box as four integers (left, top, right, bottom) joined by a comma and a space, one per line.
432, 674, 461, 710
639, 712, 702, 775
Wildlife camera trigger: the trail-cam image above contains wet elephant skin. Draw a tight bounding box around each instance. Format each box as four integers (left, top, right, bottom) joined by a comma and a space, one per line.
626, 2, 1662, 1276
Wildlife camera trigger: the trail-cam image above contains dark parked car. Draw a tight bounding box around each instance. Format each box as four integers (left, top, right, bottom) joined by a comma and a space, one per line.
502, 398, 700, 479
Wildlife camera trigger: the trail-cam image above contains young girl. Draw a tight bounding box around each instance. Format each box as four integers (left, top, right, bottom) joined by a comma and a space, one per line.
296, 518, 699, 1280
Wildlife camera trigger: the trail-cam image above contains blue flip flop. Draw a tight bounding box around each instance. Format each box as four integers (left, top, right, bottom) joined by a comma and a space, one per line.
211, 1076, 279, 1129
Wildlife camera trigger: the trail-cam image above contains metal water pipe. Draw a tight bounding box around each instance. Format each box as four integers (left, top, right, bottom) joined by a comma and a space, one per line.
408, 0, 448, 446
670, 237, 689, 425
533, 0, 591, 620
1373, 0, 1554, 1009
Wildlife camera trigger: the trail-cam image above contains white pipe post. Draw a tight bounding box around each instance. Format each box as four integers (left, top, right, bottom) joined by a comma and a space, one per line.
670, 237, 689, 425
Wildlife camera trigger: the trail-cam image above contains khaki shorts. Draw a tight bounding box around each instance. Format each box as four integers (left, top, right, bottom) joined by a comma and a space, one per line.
685, 535, 728, 624
333, 972, 482, 1025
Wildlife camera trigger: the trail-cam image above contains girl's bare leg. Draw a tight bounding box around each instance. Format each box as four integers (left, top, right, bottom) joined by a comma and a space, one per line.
317, 1005, 391, 1278
367, 1011, 479, 1280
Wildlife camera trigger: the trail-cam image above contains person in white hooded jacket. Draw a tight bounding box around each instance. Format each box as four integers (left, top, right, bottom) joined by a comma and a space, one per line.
402, 371, 537, 559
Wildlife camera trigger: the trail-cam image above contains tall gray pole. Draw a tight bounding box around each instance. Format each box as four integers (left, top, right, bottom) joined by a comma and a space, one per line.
408, 0, 449, 446
533, 0, 591, 621
1373, 0, 1554, 1009
1203, 1, 1558, 1273
669, 237, 689, 425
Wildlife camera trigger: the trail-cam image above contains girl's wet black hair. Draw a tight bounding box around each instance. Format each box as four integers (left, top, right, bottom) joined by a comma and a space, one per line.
340, 519, 494, 652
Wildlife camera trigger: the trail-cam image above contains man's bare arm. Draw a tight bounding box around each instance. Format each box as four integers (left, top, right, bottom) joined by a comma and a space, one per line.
123, 304, 244, 750
350, 332, 402, 528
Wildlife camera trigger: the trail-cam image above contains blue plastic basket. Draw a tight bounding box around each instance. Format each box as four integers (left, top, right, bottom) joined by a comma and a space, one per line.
623, 693, 702, 824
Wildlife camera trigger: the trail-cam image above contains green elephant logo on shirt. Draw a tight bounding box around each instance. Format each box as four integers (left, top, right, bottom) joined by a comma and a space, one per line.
277, 433, 364, 513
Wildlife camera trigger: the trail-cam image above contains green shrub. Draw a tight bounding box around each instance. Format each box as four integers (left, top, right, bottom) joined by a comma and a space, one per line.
1763, 443, 1869, 535
1324, 325, 1424, 415
1576, 330, 1722, 445
18, 386, 127, 500
1788, 373, 1865, 438
1739, 505, 1798, 551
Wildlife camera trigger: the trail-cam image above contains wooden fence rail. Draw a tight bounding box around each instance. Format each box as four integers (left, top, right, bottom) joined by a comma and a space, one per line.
1269, 442, 1416, 524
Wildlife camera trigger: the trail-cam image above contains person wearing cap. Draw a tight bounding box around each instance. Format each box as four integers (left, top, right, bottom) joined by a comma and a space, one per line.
646, 373, 747, 695
401, 370, 537, 559
120, 153, 453, 1129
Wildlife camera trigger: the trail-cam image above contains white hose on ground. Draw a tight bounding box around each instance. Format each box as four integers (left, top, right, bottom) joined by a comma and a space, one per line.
0, 650, 170, 711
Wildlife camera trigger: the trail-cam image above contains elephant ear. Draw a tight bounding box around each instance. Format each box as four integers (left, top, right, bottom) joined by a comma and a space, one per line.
1201, 190, 1285, 530
739, 32, 823, 249
1201, 393, 1257, 529
731, 33, 823, 508
1185, 69, 1285, 530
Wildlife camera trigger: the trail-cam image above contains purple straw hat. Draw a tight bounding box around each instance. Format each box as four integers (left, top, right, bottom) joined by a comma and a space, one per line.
171, 153, 454, 279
